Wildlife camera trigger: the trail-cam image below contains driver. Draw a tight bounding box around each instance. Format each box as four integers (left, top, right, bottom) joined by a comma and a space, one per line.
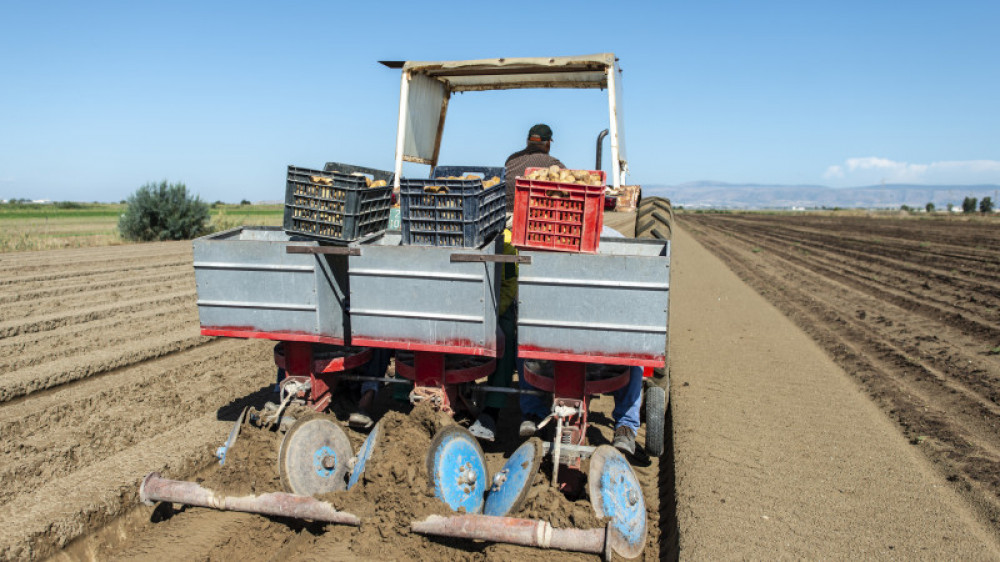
503, 124, 565, 210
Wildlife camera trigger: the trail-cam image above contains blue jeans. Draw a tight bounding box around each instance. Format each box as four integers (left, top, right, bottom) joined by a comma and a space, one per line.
520, 364, 643, 432
612, 366, 643, 432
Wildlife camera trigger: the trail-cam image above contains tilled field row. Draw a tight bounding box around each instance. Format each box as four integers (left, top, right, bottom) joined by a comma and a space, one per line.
0, 242, 191, 273
679, 213, 1000, 534
0, 254, 191, 287
688, 216, 1000, 397
0, 304, 199, 373
0, 268, 193, 306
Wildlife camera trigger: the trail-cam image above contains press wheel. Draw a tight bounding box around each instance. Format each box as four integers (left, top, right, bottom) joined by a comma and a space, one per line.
278, 415, 353, 496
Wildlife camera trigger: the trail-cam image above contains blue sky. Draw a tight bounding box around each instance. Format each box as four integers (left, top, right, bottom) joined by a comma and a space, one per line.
1, 0, 997, 202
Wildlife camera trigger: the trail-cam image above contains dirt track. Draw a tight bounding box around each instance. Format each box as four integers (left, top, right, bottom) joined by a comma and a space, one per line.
2, 214, 998, 560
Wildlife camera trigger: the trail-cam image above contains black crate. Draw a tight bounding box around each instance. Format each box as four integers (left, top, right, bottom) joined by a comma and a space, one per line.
283, 165, 392, 243
430, 165, 505, 182
400, 179, 505, 247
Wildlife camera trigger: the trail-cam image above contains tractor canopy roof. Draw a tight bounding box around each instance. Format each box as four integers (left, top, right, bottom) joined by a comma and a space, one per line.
382, 54, 627, 188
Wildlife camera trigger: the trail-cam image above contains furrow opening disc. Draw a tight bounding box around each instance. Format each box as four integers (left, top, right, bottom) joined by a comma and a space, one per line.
426, 425, 487, 514
483, 438, 542, 517
278, 416, 352, 496
348, 420, 381, 490
589, 445, 648, 559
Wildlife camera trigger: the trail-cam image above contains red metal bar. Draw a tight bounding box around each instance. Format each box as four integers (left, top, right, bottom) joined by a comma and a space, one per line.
411, 514, 607, 558
309, 372, 336, 412
553, 362, 586, 401
139, 473, 359, 526
285, 342, 312, 376
414, 351, 445, 387
200, 327, 344, 346
518, 346, 663, 368
394, 355, 496, 384
350, 337, 496, 358
273, 346, 373, 375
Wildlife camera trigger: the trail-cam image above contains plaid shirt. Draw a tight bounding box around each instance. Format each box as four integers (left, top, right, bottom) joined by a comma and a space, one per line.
504, 144, 565, 210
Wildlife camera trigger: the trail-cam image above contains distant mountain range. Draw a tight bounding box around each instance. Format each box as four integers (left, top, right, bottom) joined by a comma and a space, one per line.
640, 182, 1000, 210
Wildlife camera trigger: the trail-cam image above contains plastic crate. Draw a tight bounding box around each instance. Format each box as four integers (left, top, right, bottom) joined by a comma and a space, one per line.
430, 165, 505, 182
399, 178, 505, 247
283, 164, 393, 243
511, 168, 606, 253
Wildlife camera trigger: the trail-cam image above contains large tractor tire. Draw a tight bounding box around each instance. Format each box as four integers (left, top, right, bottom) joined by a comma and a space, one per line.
635, 196, 673, 241
635, 194, 671, 455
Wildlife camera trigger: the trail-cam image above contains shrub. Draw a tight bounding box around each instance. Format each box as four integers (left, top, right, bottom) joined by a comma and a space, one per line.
240, 199, 251, 206
925, 202, 935, 213
979, 197, 994, 213
118, 180, 210, 241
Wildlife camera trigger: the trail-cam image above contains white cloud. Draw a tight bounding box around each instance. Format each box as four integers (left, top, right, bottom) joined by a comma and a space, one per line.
824, 157, 1000, 185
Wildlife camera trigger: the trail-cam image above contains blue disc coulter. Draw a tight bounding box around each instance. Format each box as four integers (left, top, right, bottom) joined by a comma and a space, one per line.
426, 426, 488, 514
589, 445, 648, 559
483, 439, 542, 517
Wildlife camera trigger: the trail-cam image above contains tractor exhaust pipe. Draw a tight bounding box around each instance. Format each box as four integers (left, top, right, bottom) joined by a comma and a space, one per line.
411, 514, 612, 561
139, 472, 360, 526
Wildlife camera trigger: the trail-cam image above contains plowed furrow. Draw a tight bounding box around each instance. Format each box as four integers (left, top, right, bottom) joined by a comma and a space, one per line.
0, 328, 208, 403
0, 413, 241, 561
695, 218, 1000, 345
0, 305, 197, 373
0, 339, 269, 507
691, 218, 1000, 414
0, 257, 190, 288
732, 221, 1000, 306
0, 269, 192, 306
683, 216, 1000, 524
700, 215, 1000, 278
110, 511, 300, 562
0, 242, 189, 272
0, 277, 194, 323
0, 290, 194, 339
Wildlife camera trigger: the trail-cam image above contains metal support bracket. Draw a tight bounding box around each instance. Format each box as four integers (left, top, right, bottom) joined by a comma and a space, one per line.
287, 246, 361, 256
450, 254, 531, 264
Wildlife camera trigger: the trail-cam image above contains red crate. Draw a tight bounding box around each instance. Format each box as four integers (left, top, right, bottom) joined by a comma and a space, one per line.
511, 168, 606, 253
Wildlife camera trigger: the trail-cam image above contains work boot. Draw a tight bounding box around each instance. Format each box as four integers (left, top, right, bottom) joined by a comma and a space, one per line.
469, 412, 497, 442
348, 411, 374, 430
349, 390, 376, 430
519, 416, 541, 438
613, 425, 636, 456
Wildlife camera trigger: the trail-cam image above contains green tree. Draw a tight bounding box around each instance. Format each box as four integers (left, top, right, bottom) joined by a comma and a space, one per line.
118, 181, 210, 241
979, 196, 994, 213
925, 202, 935, 213
240, 199, 251, 206
962, 196, 978, 214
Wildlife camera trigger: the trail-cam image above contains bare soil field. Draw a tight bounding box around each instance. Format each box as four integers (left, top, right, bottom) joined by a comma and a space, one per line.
678, 213, 1000, 535
4, 211, 998, 560
0, 219, 669, 561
